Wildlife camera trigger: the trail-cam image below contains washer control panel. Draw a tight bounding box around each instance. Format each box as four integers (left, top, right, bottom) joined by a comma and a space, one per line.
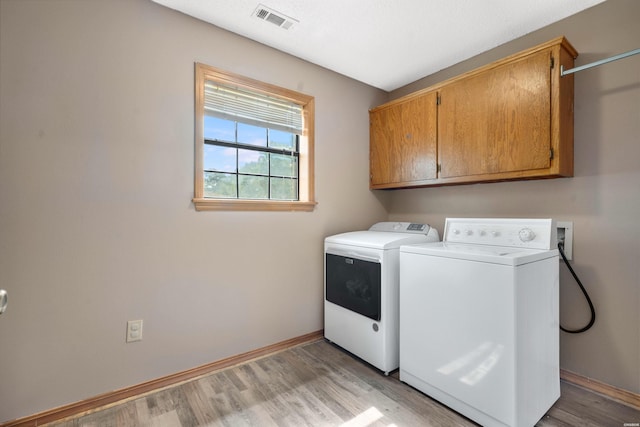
444, 218, 556, 250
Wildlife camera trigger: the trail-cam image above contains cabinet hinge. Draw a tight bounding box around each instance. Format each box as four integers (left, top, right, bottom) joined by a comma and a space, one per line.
550, 57, 555, 69
550, 148, 554, 159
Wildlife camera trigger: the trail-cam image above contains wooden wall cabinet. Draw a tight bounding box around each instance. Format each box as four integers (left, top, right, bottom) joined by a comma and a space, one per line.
369, 37, 577, 189
370, 91, 438, 187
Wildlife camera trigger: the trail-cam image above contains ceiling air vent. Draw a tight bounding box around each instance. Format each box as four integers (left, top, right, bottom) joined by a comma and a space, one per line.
253, 4, 298, 30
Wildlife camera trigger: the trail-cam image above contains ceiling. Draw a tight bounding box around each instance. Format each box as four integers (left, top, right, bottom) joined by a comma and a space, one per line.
151, 0, 604, 92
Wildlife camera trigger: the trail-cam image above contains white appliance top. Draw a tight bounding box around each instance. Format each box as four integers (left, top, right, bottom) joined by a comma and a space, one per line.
400, 218, 558, 265
400, 242, 557, 265
325, 222, 440, 250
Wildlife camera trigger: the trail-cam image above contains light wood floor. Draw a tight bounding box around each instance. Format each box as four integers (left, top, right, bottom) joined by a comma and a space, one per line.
45, 339, 640, 426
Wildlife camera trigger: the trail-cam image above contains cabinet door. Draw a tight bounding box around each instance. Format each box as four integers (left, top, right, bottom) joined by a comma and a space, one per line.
438, 50, 552, 179
370, 91, 437, 188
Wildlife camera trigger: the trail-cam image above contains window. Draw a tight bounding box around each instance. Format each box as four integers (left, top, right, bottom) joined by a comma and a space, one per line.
193, 63, 316, 211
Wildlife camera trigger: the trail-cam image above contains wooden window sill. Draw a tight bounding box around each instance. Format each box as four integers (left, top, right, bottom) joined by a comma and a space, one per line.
193, 198, 317, 212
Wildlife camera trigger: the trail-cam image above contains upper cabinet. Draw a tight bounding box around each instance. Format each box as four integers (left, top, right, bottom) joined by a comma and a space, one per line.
369, 37, 577, 189
439, 50, 552, 179
370, 91, 438, 187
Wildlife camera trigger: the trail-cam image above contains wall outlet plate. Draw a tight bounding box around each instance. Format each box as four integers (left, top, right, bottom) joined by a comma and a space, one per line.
126, 319, 143, 343
556, 221, 573, 261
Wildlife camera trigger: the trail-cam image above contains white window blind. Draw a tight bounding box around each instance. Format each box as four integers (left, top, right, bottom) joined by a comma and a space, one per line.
204, 81, 303, 134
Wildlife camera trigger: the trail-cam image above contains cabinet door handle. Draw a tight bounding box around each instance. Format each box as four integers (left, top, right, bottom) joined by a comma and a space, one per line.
0, 289, 7, 315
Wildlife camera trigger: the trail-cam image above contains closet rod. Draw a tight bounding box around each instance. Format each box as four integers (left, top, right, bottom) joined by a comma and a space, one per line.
561, 47, 640, 76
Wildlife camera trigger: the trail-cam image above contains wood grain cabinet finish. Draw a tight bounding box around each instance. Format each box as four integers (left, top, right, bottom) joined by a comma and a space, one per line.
370, 91, 438, 187
369, 37, 577, 189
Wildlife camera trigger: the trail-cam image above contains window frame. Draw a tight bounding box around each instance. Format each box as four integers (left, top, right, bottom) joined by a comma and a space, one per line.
193, 63, 316, 211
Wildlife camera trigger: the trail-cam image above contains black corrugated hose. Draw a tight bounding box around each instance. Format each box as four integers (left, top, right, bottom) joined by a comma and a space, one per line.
558, 242, 596, 333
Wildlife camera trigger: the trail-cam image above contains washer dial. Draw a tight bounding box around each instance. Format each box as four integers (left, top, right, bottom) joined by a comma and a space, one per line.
518, 228, 536, 242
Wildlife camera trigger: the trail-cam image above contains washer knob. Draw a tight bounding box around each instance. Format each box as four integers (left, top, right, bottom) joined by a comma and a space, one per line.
518, 228, 536, 242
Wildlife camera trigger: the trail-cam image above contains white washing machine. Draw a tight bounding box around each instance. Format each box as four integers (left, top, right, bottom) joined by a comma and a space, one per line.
324, 222, 439, 374
399, 218, 559, 427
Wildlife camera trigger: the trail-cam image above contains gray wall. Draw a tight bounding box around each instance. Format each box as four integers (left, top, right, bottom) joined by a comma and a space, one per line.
0, 0, 389, 421
387, 0, 640, 395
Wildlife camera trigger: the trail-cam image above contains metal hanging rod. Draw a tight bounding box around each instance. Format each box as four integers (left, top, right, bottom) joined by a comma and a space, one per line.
561, 47, 640, 76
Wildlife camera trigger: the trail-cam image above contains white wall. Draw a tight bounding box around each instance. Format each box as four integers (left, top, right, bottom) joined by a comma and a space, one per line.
388, 0, 640, 394
0, 0, 389, 421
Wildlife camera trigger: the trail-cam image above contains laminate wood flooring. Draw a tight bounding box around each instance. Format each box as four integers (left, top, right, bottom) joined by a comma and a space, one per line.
45, 340, 640, 426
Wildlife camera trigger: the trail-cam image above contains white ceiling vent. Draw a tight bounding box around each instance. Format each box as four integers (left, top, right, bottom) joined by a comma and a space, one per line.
253, 4, 298, 30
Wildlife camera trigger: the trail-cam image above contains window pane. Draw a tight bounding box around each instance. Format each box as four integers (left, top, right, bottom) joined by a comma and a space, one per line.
271, 177, 298, 200
204, 172, 236, 198
237, 123, 267, 147
204, 115, 235, 142
238, 149, 268, 175
204, 144, 236, 172
238, 175, 268, 199
271, 154, 298, 178
269, 129, 296, 150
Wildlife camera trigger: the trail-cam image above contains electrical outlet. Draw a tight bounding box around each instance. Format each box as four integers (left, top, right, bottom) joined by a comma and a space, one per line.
126, 319, 143, 343
556, 221, 573, 261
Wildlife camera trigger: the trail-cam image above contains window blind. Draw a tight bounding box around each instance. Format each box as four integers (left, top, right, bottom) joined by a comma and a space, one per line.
204, 81, 303, 134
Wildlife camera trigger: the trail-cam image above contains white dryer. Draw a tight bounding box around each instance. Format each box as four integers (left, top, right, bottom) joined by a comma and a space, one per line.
399, 218, 560, 427
324, 222, 439, 374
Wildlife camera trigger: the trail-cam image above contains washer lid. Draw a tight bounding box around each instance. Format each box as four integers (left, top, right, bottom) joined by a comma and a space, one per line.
400, 242, 558, 265
325, 231, 435, 250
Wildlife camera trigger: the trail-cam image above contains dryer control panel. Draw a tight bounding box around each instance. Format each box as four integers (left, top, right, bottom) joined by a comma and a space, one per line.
444, 218, 557, 250
369, 222, 430, 234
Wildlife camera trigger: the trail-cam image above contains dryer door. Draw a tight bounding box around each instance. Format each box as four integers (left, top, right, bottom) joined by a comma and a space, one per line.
325, 253, 381, 321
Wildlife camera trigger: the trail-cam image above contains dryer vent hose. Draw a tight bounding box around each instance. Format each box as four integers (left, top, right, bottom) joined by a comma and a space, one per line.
558, 242, 596, 334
